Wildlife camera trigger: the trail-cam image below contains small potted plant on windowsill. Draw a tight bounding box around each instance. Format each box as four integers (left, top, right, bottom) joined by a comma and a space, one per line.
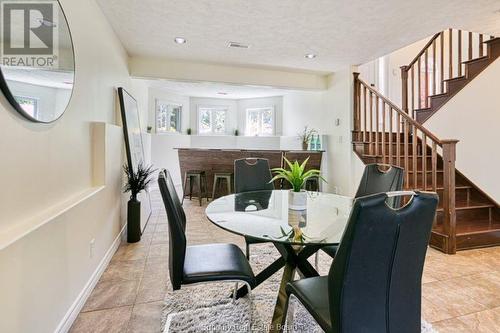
270, 157, 325, 210
298, 126, 317, 150
186, 128, 192, 135
123, 162, 155, 243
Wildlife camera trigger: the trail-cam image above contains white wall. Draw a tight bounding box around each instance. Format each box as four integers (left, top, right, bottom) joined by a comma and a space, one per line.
0, 0, 137, 331
321, 69, 365, 196
5, 80, 71, 122
425, 58, 500, 203
282, 91, 325, 137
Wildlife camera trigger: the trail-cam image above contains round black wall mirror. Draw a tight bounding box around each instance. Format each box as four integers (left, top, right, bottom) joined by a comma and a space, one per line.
0, 0, 75, 123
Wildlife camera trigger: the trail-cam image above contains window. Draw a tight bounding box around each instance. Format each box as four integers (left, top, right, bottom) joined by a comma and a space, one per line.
245, 107, 274, 136
15, 96, 38, 118
156, 100, 182, 133
198, 106, 227, 134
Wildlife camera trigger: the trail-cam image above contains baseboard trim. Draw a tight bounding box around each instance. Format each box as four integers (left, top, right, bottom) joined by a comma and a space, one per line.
55, 224, 126, 333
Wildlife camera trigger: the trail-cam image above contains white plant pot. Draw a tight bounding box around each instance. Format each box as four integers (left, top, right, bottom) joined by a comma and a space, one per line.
288, 190, 307, 211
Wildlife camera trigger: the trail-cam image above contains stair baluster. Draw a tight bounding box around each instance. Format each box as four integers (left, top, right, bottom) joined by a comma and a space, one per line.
400, 29, 497, 124
352, 73, 460, 254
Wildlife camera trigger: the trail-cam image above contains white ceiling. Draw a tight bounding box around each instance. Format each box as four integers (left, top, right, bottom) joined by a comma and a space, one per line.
96, 0, 500, 73
138, 79, 297, 99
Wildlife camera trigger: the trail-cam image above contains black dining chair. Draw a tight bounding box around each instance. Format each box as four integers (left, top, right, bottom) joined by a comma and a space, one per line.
158, 169, 256, 298
321, 163, 404, 260
285, 191, 438, 333
234, 158, 275, 259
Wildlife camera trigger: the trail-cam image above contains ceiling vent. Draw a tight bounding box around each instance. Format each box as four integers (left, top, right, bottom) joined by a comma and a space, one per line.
228, 42, 250, 49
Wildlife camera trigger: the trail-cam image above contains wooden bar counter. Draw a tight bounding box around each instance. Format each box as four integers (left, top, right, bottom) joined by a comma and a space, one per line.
176, 148, 324, 197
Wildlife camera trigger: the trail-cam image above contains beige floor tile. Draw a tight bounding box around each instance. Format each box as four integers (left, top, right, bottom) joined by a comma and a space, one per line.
127, 301, 164, 333
112, 243, 150, 261
70, 306, 132, 333
101, 259, 145, 282
136, 275, 170, 303
152, 231, 169, 244
148, 243, 169, 258
82, 279, 140, 312
422, 281, 487, 319
431, 317, 476, 333
455, 307, 500, 333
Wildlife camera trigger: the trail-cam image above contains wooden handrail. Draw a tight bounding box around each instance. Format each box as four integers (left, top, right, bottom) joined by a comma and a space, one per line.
353, 72, 459, 254
405, 32, 441, 70
357, 77, 443, 145
401, 29, 495, 121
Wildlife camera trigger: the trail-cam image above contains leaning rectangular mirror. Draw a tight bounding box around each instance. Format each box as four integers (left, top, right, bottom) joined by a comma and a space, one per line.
0, 0, 75, 123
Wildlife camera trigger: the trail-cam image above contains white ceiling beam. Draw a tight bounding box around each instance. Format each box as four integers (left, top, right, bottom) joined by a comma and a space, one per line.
128, 56, 328, 91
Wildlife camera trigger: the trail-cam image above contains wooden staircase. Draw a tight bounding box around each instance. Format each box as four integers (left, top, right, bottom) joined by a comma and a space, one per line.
399, 29, 498, 124
353, 74, 500, 254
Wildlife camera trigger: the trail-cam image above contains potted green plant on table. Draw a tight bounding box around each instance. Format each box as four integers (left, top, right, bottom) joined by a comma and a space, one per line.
270, 157, 325, 210
123, 162, 155, 243
298, 126, 317, 150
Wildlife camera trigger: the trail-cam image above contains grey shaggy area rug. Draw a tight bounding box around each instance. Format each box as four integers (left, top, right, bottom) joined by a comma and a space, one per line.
162, 244, 437, 333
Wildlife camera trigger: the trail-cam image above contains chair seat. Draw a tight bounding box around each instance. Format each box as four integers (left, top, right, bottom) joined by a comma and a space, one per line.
183, 243, 256, 287
321, 245, 339, 258
286, 276, 332, 332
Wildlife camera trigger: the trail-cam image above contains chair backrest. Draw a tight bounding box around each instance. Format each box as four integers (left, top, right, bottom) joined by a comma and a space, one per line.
355, 164, 404, 198
355, 164, 404, 207
234, 158, 274, 193
328, 191, 438, 333
158, 169, 187, 290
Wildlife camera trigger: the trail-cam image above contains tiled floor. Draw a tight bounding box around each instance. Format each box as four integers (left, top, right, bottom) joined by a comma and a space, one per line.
70, 191, 500, 333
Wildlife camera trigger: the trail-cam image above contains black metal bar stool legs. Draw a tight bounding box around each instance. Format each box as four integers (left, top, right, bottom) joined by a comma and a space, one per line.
182, 170, 208, 206
212, 172, 233, 200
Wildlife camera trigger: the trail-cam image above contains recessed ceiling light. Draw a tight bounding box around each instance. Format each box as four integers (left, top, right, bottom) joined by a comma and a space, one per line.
217, 92, 228, 95
174, 37, 187, 44
305, 53, 317, 59
228, 41, 250, 49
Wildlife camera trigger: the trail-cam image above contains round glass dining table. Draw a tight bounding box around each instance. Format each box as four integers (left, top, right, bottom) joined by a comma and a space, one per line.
205, 190, 354, 333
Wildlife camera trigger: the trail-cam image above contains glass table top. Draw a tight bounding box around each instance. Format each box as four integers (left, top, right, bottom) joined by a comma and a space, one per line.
205, 190, 354, 246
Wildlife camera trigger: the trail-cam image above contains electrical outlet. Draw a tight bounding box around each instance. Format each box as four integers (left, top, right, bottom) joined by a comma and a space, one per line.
89, 239, 95, 258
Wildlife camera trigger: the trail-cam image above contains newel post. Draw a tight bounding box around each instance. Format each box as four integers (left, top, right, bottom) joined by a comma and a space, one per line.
353, 72, 360, 133
441, 139, 458, 254
400, 66, 409, 115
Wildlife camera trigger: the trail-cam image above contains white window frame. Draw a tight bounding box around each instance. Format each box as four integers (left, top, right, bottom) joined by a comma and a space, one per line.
155, 99, 182, 134
197, 105, 228, 135
14, 95, 39, 118
245, 106, 275, 136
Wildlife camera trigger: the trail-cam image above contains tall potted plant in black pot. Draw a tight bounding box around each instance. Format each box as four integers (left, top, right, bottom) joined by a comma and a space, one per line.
123, 162, 155, 243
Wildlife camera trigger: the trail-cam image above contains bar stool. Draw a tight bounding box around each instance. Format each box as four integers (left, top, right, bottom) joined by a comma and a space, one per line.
305, 177, 319, 191
182, 170, 208, 206
212, 172, 233, 200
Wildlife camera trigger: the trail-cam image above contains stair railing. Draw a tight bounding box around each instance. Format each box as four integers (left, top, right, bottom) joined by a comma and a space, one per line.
400, 29, 495, 119
353, 72, 459, 253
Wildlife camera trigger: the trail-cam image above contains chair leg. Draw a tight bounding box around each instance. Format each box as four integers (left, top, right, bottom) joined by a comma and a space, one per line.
226, 177, 231, 196
189, 176, 193, 201
182, 172, 188, 205
232, 282, 239, 303
212, 177, 218, 201
246, 242, 250, 260
195, 174, 202, 206
315, 252, 319, 271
